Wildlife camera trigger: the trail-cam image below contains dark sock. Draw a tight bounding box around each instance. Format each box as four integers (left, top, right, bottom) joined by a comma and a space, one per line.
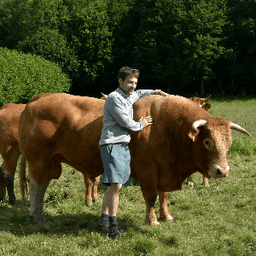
100, 213, 109, 225
109, 216, 117, 224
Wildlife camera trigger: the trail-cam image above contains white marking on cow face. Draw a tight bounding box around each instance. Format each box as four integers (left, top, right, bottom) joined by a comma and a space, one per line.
208, 164, 230, 178
206, 129, 232, 178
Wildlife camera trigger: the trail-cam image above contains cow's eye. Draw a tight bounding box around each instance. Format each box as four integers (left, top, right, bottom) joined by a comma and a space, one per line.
203, 138, 211, 149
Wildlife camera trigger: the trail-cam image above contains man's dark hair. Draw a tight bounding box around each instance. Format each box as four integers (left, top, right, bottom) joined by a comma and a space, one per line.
117, 66, 140, 81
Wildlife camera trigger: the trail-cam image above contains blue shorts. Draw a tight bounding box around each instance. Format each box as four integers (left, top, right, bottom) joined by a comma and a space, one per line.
100, 143, 131, 186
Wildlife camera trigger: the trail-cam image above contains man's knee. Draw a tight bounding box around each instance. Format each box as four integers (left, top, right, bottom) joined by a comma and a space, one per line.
110, 183, 122, 192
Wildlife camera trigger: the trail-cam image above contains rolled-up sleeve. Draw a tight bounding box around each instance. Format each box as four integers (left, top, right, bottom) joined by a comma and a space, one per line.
135, 89, 161, 100
107, 96, 143, 131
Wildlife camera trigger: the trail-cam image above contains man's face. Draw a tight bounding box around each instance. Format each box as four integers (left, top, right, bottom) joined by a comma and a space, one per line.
119, 75, 138, 95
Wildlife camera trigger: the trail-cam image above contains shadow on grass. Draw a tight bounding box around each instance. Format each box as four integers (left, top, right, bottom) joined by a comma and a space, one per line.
0, 199, 145, 237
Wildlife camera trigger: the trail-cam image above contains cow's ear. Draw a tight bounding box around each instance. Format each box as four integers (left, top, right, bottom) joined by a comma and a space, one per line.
188, 119, 207, 142
202, 102, 212, 111
187, 129, 200, 142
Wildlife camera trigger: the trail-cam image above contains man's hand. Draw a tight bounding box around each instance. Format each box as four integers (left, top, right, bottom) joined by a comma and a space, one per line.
158, 91, 168, 96
139, 116, 154, 129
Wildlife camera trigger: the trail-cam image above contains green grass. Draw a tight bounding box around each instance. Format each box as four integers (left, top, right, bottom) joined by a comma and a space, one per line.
209, 97, 256, 156
0, 97, 256, 255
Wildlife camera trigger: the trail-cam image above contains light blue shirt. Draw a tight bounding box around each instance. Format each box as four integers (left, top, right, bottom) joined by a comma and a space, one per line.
99, 88, 161, 145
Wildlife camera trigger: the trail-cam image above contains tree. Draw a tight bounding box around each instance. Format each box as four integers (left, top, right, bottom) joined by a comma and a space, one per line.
129, 0, 228, 94
17, 27, 79, 80
58, 0, 114, 95
0, 0, 114, 96
219, 0, 256, 95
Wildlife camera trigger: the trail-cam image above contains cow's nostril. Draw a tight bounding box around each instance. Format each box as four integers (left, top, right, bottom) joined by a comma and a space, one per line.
216, 168, 222, 177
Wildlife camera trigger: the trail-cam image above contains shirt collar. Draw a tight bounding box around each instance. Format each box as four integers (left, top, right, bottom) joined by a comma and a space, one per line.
116, 87, 129, 99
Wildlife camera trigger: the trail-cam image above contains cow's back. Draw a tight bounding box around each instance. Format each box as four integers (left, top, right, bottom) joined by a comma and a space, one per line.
0, 103, 25, 146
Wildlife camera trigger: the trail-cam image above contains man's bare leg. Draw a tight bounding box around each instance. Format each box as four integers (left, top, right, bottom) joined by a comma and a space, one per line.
102, 183, 122, 216
98, 183, 125, 238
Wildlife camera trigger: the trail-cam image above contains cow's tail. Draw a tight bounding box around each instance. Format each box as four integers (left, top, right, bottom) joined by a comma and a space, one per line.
19, 155, 27, 203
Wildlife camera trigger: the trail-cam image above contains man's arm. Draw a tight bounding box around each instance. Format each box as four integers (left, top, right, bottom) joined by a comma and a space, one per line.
107, 96, 143, 131
107, 96, 153, 131
135, 89, 168, 100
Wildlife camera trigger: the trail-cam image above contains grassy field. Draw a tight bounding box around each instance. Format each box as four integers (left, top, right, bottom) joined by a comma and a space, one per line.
0, 96, 256, 256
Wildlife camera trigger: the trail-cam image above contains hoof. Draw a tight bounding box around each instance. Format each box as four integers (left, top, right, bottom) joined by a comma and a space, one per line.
160, 214, 173, 222
165, 215, 173, 221
92, 197, 98, 202
146, 220, 160, 226
85, 200, 92, 207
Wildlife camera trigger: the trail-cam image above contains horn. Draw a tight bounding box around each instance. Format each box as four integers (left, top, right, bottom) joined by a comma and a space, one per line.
230, 123, 251, 136
100, 92, 108, 100
191, 120, 207, 132
202, 95, 211, 102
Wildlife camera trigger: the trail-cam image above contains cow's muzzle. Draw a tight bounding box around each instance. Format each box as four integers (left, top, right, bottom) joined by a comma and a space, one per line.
208, 165, 230, 178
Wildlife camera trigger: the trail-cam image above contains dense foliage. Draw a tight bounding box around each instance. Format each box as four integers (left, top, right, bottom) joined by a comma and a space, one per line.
0, 0, 255, 98
0, 47, 71, 105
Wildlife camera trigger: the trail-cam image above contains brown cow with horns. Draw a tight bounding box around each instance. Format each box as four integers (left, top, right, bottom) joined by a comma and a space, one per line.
19, 93, 250, 225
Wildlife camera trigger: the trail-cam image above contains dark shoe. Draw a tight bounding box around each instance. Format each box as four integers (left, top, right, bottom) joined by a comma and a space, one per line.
108, 222, 125, 239
98, 222, 109, 236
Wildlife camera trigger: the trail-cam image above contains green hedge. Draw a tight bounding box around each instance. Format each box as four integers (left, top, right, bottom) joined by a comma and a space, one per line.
0, 47, 71, 105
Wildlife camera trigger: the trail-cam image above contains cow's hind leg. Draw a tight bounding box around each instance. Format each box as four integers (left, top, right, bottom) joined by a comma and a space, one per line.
2, 147, 21, 205
84, 174, 93, 206
0, 164, 6, 201
92, 175, 100, 202
27, 164, 51, 223
142, 190, 159, 226
203, 176, 209, 186
158, 191, 173, 222
5, 170, 16, 205
84, 174, 100, 206
186, 175, 194, 187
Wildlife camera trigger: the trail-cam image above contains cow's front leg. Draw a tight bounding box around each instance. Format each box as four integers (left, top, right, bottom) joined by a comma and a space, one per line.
28, 173, 50, 223
158, 191, 173, 221
143, 192, 159, 225
5, 173, 16, 205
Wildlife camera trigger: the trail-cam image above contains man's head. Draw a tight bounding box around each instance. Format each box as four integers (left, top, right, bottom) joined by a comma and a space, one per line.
118, 66, 140, 95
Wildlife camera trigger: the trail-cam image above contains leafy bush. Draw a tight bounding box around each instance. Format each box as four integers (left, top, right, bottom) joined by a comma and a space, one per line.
0, 47, 71, 105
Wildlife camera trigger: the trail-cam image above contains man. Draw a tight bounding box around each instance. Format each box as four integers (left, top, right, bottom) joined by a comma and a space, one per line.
98, 66, 167, 238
